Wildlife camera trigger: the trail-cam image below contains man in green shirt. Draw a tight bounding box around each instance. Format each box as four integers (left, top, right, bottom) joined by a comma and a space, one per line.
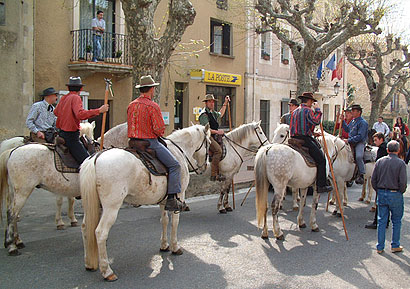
199, 94, 230, 181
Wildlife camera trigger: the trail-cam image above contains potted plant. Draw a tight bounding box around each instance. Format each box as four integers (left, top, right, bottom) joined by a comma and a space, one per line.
86, 45, 93, 61
262, 51, 270, 60
114, 50, 122, 63
282, 58, 289, 65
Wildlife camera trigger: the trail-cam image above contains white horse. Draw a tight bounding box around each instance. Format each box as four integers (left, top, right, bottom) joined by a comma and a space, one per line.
0, 121, 95, 230
214, 121, 269, 213
80, 124, 210, 281
97, 122, 128, 148
255, 130, 336, 240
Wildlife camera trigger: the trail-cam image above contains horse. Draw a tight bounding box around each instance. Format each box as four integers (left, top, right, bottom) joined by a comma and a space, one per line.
0, 121, 96, 230
97, 122, 128, 148
213, 121, 269, 213
255, 127, 336, 240
79, 124, 210, 281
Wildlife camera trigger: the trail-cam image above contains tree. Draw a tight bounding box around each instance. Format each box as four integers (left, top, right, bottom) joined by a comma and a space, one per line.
121, 0, 196, 102
346, 35, 410, 124
254, 0, 384, 95
399, 84, 410, 126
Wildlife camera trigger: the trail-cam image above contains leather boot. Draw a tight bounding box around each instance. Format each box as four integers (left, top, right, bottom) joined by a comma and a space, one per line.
165, 198, 184, 213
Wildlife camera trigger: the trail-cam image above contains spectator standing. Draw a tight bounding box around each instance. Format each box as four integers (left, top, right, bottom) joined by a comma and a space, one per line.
91, 10, 105, 62
394, 116, 409, 154
371, 140, 407, 254
372, 116, 390, 138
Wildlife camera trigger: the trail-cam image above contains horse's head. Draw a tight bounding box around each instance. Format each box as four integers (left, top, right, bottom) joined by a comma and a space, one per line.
392, 127, 401, 140
80, 121, 96, 140
252, 120, 269, 148
272, 123, 289, 144
191, 124, 211, 174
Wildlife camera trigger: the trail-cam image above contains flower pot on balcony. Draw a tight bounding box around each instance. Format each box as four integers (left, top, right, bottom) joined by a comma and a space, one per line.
282, 58, 289, 65
86, 52, 93, 61
263, 55, 270, 61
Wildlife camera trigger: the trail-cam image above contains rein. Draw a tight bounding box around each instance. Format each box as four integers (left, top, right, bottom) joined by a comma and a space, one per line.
279, 130, 290, 144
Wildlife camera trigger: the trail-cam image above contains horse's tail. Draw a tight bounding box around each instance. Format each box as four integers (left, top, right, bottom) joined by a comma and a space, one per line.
80, 155, 100, 270
0, 149, 11, 220
255, 145, 270, 228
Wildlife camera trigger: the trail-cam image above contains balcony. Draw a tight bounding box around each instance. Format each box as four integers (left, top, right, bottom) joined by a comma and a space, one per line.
69, 29, 132, 77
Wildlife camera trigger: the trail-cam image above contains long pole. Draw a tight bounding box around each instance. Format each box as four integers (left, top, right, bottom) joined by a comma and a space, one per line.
320, 122, 349, 240
227, 98, 235, 209
241, 180, 255, 206
99, 79, 111, 150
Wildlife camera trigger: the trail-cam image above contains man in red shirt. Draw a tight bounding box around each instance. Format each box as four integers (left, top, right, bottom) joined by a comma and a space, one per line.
335, 107, 353, 139
127, 75, 184, 212
54, 77, 109, 164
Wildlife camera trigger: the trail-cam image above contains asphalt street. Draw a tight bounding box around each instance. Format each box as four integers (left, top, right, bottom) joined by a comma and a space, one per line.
1, 178, 410, 289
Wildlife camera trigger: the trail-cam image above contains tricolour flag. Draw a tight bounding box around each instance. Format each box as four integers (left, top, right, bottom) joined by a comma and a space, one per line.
332, 57, 343, 80
317, 61, 323, 80
326, 54, 336, 71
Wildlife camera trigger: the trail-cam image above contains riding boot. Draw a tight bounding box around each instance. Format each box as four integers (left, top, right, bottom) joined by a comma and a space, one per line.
165, 195, 185, 213
355, 174, 364, 185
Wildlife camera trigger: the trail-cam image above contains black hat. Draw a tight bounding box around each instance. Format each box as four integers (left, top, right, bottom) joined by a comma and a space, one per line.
350, 104, 362, 112
288, 99, 299, 106
297, 92, 317, 102
40, 87, 58, 96
66, 76, 85, 87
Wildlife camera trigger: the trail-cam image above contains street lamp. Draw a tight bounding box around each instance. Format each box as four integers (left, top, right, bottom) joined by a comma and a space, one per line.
334, 82, 341, 96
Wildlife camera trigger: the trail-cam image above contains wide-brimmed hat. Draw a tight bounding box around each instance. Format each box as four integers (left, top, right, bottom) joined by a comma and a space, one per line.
135, 75, 160, 89
66, 76, 85, 87
344, 107, 352, 112
288, 99, 299, 106
202, 94, 218, 102
297, 92, 317, 102
350, 104, 362, 112
40, 87, 58, 96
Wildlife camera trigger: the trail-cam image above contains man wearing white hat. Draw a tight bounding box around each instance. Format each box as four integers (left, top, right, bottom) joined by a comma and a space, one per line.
127, 75, 184, 212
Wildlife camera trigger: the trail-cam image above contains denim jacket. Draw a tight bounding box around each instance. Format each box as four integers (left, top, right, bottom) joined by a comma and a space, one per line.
342, 116, 368, 144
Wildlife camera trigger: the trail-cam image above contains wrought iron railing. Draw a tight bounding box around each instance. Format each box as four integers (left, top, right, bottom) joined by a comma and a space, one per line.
71, 29, 131, 65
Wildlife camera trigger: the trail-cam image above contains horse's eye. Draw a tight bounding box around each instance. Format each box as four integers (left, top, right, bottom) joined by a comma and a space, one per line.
280, 135, 284, 138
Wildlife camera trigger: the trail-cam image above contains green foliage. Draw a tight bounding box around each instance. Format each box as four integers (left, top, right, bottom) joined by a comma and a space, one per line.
115, 50, 123, 58
86, 45, 92, 53
347, 83, 356, 106
322, 121, 335, 134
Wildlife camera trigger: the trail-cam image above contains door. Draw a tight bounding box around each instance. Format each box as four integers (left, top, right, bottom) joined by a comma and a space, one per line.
87, 99, 112, 139
260, 100, 270, 139
206, 85, 235, 129
174, 82, 185, 130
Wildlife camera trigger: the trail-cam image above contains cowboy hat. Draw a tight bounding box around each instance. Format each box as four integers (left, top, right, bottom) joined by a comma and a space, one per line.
40, 87, 58, 96
350, 104, 362, 112
297, 92, 317, 102
288, 99, 299, 106
66, 76, 85, 87
202, 94, 218, 102
135, 75, 160, 89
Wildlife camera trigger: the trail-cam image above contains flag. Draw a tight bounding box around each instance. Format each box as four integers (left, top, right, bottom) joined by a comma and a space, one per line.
332, 57, 343, 80
326, 54, 336, 71
317, 61, 323, 80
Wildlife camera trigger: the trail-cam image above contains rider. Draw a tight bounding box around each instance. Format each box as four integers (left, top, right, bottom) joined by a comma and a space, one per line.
289, 92, 333, 193
127, 75, 184, 212
280, 99, 299, 125
341, 104, 368, 184
335, 107, 353, 140
54, 77, 109, 165
26, 87, 58, 143
199, 94, 230, 182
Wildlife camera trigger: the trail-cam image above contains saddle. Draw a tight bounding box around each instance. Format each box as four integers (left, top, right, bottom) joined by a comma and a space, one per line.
287, 138, 316, 167
44, 135, 99, 173
126, 139, 168, 176
209, 134, 227, 162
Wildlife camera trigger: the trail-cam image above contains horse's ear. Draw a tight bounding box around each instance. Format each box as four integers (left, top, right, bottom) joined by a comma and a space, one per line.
91, 121, 95, 129
257, 120, 261, 126
190, 121, 195, 126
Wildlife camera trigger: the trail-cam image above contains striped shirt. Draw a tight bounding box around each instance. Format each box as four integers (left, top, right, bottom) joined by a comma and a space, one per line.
127, 95, 165, 139
26, 100, 56, 134
290, 104, 322, 137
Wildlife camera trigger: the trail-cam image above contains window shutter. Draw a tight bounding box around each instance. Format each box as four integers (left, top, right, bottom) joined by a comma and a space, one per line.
222, 24, 230, 55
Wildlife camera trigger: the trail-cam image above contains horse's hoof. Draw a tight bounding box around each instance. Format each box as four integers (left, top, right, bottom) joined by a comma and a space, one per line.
329, 201, 335, 205
337, 213, 342, 218
16, 242, 25, 249
293, 207, 298, 211
312, 227, 320, 232
343, 202, 348, 206
172, 248, 183, 255
332, 210, 337, 216
104, 273, 118, 282
370, 207, 376, 212
160, 246, 170, 252
71, 222, 78, 227
276, 235, 284, 241
358, 198, 364, 201
279, 206, 283, 210
57, 225, 65, 230
225, 206, 233, 212
183, 205, 191, 212
261, 235, 269, 239
8, 249, 21, 256
85, 267, 97, 272
219, 209, 227, 214
365, 200, 370, 204
299, 223, 307, 229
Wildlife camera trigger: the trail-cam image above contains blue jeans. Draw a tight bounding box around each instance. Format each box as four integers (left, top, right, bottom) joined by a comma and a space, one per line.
376, 189, 404, 251
355, 142, 366, 175
93, 35, 102, 61
146, 138, 181, 195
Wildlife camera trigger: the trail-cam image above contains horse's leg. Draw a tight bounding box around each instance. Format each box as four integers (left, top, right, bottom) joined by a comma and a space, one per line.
261, 207, 269, 239
223, 184, 232, 211
359, 178, 367, 201
67, 197, 78, 227
160, 204, 170, 251
271, 185, 286, 240
309, 187, 320, 232
169, 211, 182, 254
292, 188, 299, 211
297, 188, 308, 228
55, 196, 65, 230
217, 190, 226, 213
366, 177, 373, 204
343, 183, 348, 206
95, 201, 122, 281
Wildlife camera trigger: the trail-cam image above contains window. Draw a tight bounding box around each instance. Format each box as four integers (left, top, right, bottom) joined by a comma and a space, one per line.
216, 0, 227, 10
323, 104, 329, 121
0, 1, 5, 26
391, 93, 399, 112
174, 82, 186, 130
210, 19, 231, 56
334, 105, 341, 122
281, 100, 289, 116
206, 85, 235, 129
280, 30, 290, 64
261, 32, 271, 60
260, 100, 270, 139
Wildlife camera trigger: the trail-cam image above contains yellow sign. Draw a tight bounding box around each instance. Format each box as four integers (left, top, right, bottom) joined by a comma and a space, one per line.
190, 69, 204, 80
204, 71, 241, 86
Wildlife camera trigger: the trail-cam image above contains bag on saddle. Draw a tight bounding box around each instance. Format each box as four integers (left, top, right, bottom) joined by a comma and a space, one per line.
127, 139, 168, 176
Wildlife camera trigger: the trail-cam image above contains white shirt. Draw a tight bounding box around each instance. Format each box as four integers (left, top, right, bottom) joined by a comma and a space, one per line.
372, 121, 390, 137
92, 17, 105, 35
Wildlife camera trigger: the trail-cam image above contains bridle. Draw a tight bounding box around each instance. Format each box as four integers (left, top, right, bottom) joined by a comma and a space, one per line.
278, 129, 290, 144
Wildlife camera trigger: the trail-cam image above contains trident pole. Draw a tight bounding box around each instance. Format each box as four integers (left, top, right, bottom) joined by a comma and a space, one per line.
227, 97, 235, 209
100, 78, 112, 150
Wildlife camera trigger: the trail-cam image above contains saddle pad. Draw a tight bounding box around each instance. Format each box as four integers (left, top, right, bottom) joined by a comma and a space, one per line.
286, 143, 317, 168
125, 148, 168, 176
209, 141, 227, 162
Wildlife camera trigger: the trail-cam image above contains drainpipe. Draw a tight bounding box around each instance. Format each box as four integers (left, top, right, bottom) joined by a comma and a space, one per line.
252, 8, 257, 121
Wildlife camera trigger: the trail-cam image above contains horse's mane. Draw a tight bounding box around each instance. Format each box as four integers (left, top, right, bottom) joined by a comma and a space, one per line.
226, 122, 257, 142
168, 125, 203, 141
